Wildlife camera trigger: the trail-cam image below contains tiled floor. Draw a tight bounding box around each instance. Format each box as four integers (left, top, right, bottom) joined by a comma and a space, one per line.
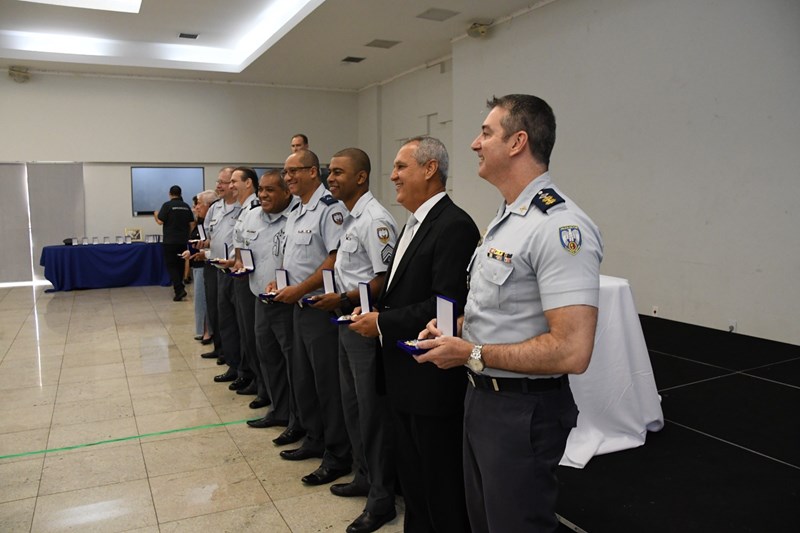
0, 285, 405, 532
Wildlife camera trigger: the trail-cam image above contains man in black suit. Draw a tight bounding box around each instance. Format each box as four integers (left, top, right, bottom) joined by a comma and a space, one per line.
351, 136, 479, 532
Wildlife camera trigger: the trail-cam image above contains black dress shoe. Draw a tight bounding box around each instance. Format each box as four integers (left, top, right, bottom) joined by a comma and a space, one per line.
330, 481, 370, 497
301, 465, 351, 486
173, 289, 187, 301
194, 335, 203, 341
279, 446, 322, 461
228, 377, 251, 391
200, 337, 213, 345
213, 369, 237, 382
248, 398, 272, 409
273, 427, 306, 446
235, 382, 259, 395
247, 415, 288, 428
216, 357, 226, 365
201, 351, 219, 359
346, 509, 397, 533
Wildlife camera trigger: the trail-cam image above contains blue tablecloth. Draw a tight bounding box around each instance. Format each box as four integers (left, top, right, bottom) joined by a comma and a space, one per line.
39, 243, 170, 291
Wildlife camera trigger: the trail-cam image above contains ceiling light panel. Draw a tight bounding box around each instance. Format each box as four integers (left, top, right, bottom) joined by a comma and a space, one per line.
364, 39, 400, 49
416, 8, 459, 22
17, 0, 142, 14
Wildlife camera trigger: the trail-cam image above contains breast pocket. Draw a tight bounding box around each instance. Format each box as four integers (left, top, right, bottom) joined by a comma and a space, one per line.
481, 260, 515, 311
244, 229, 260, 247
339, 238, 358, 254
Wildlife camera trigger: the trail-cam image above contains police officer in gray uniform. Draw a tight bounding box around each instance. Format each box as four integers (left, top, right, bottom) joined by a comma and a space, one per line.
239, 170, 303, 440
270, 149, 352, 486
310, 148, 398, 533
206, 171, 245, 385
419, 94, 604, 532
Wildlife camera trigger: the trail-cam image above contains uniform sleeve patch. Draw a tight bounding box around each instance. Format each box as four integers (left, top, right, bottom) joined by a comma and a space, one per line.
377, 226, 390, 244
381, 244, 394, 264
533, 188, 565, 213
559, 225, 582, 255
332, 212, 344, 225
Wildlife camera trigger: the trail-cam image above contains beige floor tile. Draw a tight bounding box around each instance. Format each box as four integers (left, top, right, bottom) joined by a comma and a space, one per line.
130, 387, 211, 416
0, 497, 36, 532
39, 443, 146, 496
141, 430, 244, 477
51, 395, 134, 427
0, 457, 43, 503
213, 399, 264, 423
0, 385, 58, 411
4, 343, 65, 357
60, 350, 123, 368
124, 355, 190, 377
118, 335, 174, 350
274, 489, 373, 532
0, 366, 61, 390
58, 363, 126, 384
246, 452, 338, 502
0, 428, 49, 463
149, 462, 269, 524
63, 339, 122, 355
121, 345, 184, 360
54, 377, 129, 405
158, 503, 289, 533
31, 479, 157, 532
46, 416, 139, 450
135, 407, 222, 439
0, 403, 54, 433
225, 423, 283, 458
127, 371, 199, 395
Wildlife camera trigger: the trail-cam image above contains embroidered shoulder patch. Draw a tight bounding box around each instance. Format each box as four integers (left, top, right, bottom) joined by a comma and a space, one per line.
377, 227, 390, 244
332, 212, 344, 225
559, 225, 582, 255
533, 188, 565, 214
381, 244, 394, 264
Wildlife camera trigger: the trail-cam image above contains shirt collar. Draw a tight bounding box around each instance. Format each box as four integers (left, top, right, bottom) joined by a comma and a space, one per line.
263, 196, 298, 223
302, 183, 329, 212
413, 191, 446, 225
349, 191, 374, 218
503, 172, 552, 217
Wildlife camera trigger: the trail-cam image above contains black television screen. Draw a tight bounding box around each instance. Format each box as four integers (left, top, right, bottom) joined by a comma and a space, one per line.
131, 167, 205, 216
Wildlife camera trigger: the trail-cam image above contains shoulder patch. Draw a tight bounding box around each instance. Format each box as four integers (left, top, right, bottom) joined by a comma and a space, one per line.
381, 244, 394, 264
332, 212, 344, 225
532, 188, 565, 214
559, 225, 582, 255
376, 226, 390, 244
320, 195, 338, 206
249, 199, 261, 209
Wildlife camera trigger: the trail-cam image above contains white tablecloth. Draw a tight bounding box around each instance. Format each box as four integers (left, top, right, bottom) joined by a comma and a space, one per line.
560, 275, 664, 468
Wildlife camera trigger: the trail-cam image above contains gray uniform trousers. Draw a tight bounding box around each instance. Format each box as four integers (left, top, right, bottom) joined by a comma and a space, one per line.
291, 305, 351, 470
232, 277, 263, 393
253, 299, 298, 427
338, 327, 396, 515
203, 263, 222, 355
217, 271, 245, 376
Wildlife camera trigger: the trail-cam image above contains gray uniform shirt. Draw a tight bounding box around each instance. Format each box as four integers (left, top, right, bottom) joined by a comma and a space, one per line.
235, 197, 298, 297
283, 184, 346, 297
462, 172, 604, 379
334, 191, 398, 292
206, 199, 242, 260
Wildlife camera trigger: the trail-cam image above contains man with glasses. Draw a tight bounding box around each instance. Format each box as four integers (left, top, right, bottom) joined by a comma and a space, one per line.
269, 149, 352, 487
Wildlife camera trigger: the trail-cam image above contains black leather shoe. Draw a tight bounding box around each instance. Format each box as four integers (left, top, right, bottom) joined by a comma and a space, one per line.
236, 382, 259, 395
173, 289, 187, 301
201, 351, 219, 359
248, 398, 272, 410
228, 377, 251, 391
194, 335, 203, 341
330, 481, 370, 497
216, 357, 226, 365
273, 427, 306, 446
213, 369, 236, 382
247, 416, 288, 428
301, 465, 351, 486
279, 446, 322, 461
346, 509, 397, 533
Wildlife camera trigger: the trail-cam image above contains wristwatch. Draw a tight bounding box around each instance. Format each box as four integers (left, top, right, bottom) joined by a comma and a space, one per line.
467, 344, 485, 372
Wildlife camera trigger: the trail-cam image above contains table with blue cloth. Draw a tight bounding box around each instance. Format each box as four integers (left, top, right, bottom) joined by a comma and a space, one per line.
39, 243, 171, 291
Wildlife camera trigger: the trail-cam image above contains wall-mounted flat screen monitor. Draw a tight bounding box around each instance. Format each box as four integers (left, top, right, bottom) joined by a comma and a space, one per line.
131, 167, 205, 216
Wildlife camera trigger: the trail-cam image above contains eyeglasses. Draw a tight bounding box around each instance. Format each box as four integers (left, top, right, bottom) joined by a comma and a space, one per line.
216, 180, 231, 185
280, 166, 313, 178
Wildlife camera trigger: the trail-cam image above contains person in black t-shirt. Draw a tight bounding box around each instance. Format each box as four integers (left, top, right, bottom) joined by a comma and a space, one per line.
154, 185, 194, 301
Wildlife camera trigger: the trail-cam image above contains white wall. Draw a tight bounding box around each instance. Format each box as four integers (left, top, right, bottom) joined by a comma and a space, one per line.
450, 0, 800, 344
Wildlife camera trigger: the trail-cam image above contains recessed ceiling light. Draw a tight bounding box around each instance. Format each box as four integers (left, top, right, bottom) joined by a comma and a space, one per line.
416, 8, 459, 22
17, 0, 142, 14
341, 56, 365, 63
178, 33, 199, 40
365, 39, 400, 49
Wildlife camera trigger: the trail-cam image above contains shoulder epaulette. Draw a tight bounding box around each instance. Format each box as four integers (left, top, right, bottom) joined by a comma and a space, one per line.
250, 199, 261, 209
209, 198, 221, 206
320, 195, 338, 206
532, 188, 565, 214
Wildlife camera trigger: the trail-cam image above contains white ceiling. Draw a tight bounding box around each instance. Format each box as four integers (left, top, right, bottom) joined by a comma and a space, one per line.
0, 0, 545, 91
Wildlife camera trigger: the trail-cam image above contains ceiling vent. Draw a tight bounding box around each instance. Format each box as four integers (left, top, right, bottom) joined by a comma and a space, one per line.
416, 8, 459, 22
341, 56, 365, 63
178, 33, 198, 40
365, 39, 400, 49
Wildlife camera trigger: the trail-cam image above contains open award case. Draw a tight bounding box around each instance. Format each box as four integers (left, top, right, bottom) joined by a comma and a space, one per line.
332, 281, 372, 325
196, 224, 207, 241
259, 268, 288, 303
209, 243, 231, 271
303, 268, 335, 306
397, 295, 457, 356
229, 248, 254, 277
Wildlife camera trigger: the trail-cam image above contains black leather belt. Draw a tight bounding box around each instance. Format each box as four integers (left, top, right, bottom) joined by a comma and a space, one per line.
467, 371, 567, 393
